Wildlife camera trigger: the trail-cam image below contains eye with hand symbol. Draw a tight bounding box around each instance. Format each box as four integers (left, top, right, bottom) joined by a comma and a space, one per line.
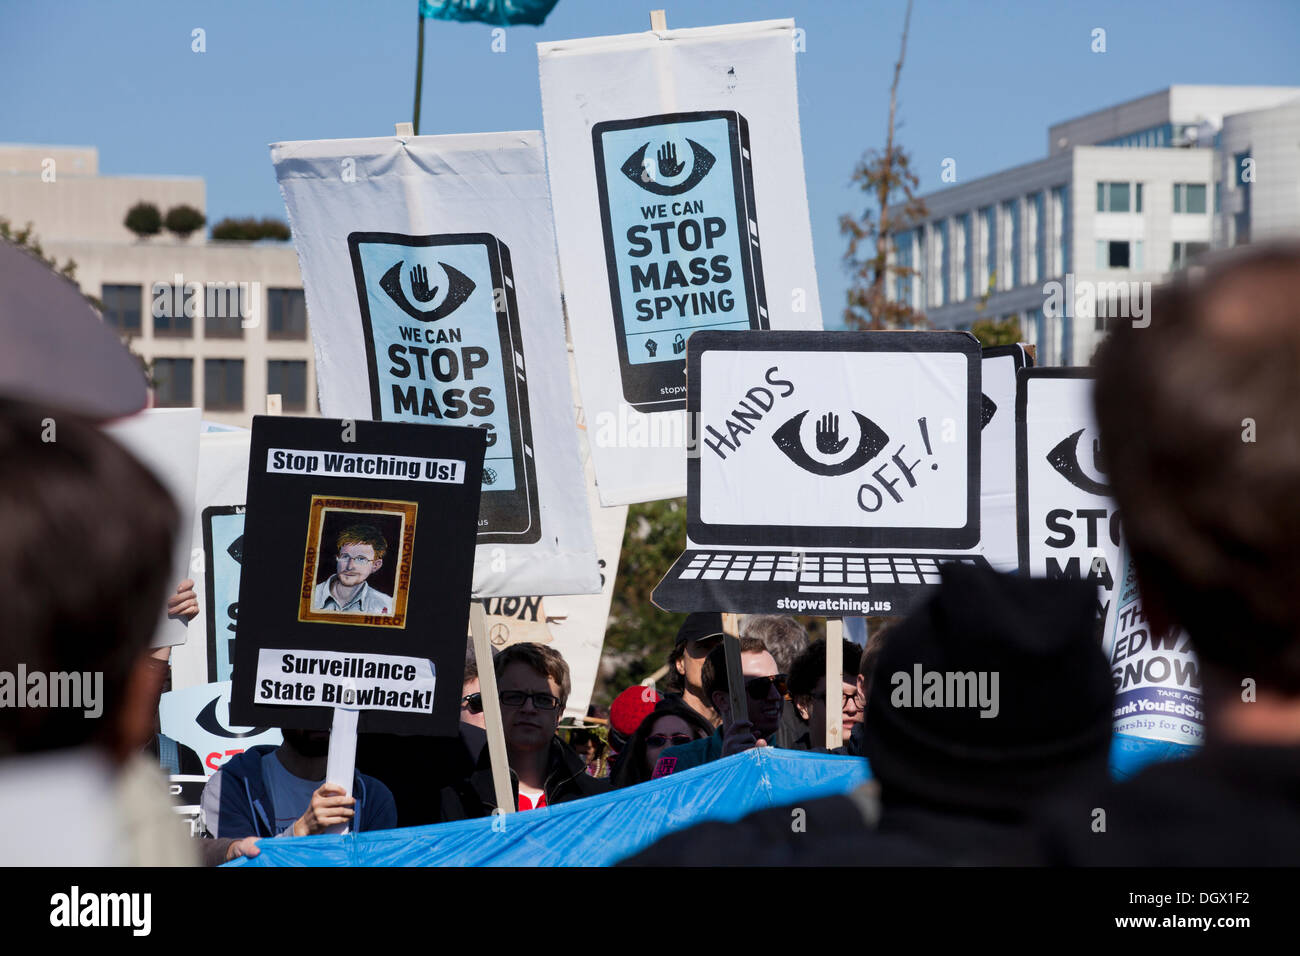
620, 138, 716, 196
772, 410, 890, 477
1046, 427, 1112, 496
378, 259, 476, 323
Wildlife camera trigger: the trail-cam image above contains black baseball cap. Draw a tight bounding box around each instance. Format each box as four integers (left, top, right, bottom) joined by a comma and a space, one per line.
675, 611, 726, 646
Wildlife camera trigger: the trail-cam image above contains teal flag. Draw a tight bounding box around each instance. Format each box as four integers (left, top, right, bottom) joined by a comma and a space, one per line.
418, 0, 558, 26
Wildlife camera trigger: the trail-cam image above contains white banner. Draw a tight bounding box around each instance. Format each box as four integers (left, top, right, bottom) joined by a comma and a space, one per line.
271, 131, 599, 598
254, 649, 436, 714
979, 347, 1026, 572
173, 430, 250, 690
1016, 369, 1120, 619
1102, 537, 1204, 746
104, 408, 202, 649
158, 681, 281, 776
539, 18, 823, 505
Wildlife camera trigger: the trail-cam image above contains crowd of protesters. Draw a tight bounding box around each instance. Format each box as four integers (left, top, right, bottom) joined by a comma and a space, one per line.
2, 243, 1299, 866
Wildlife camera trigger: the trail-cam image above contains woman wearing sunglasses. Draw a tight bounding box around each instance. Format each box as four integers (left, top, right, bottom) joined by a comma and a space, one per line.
610, 698, 715, 789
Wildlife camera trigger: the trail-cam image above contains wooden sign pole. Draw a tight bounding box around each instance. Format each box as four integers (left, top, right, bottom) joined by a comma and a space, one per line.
720, 613, 748, 735
825, 618, 844, 750
470, 601, 515, 814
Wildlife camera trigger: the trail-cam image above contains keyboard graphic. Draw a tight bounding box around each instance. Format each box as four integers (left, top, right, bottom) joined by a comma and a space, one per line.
675, 552, 985, 590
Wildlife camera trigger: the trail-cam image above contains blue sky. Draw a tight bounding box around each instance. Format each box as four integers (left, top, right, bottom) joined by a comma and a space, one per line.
3, 0, 1297, 326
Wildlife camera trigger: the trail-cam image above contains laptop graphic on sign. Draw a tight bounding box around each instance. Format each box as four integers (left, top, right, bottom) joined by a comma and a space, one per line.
652, 330, 989, 617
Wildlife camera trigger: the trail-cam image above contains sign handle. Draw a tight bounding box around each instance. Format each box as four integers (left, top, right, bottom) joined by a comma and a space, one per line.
649, 9, 666, 31
324, 704, 358, 834
470, 601, 515, 814
825, 618, 844, 750
721, 613, 748, 737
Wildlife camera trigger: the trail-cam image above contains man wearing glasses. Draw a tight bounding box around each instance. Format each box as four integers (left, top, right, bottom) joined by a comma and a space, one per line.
311, 524, 393, 615
651, 636, 788, 777
788, 638, 865, 753
440, 642, 607, 818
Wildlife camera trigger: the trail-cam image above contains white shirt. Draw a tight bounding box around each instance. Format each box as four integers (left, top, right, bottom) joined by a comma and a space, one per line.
311, 575, 393, 615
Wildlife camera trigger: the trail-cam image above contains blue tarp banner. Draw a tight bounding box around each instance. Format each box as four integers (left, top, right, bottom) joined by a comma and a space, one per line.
228, 733, 1193, 867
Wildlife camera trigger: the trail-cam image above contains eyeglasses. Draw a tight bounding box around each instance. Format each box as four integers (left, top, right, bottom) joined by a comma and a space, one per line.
337, 553, 373, 567
744, 674, 789, 701
646, 733, 694, 748
812, 690, 864, 708
462, 692, 483, 714
500, 690, 561, 711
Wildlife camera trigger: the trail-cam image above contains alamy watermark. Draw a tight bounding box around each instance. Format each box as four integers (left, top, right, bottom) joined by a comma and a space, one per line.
0, 665, 102, 718
1043, 274, 1151, 329
151, 273, 261, 328
889, 665, 1000, 718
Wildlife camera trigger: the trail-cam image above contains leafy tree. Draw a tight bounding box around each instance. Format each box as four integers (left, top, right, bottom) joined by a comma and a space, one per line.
164, 204, 206, 239
839, 0, 927, 330
970, 314, 1022, 348
211, 216, 291, 241
124, 201, 162, 238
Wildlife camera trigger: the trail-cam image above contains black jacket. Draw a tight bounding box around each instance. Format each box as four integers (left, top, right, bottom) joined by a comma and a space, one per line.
621, 786, 1049, 866
438, 736, 608, 821
1043, 743, 1300, 866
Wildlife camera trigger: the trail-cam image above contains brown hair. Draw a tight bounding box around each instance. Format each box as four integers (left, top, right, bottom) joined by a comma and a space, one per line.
702, 636, 768, 702
1094, 242, 1300, 692
0, 399, 177, 757
337, 523, 387, 560
494, 642, 571, 707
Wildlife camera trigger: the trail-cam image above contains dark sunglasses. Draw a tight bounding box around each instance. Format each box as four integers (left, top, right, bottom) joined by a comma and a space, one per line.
646, 733, 694, 748
462, 692, 483, 714
500, 690, 561, 711
745, 674, 789, 700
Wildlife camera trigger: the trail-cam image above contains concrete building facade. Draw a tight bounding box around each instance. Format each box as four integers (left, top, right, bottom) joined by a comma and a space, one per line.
1, 144, 314, 426
889, 85, 1300, 365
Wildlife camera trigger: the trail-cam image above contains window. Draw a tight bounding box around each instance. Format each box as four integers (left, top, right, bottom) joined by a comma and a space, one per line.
101, 284, 142, 333
956, 213, 971, 301
934, 220, 949, 307
1172, 241, 1210, 270
152, 283, 195, 337
1096, 182, 1131, 213
1172, 183, 1207, 214
204, 359, 244, 411
980, 206, 995, 294
268, 360, 308, 412
1135, 183, 1143, 213
1000, 200, 1019, 289
1051, 185, 1069, 275
268, 288, 308, 340
1096, 240, 1131, 270
204, 284, 245, 338
893, 230, 914, 306
153, 358, 193, 407
1028, 193, 1044, 284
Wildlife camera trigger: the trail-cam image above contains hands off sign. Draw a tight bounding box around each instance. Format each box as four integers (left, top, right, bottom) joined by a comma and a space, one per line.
230, 416, 484, 735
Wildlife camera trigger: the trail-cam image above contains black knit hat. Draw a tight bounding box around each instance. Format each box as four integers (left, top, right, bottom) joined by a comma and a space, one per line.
675, 611, 725, 646
864, 563, 1113, 815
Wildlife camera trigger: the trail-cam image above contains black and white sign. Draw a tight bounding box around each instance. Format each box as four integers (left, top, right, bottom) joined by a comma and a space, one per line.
229, 416, 484, 735
980, 345, 1031, 572
653, 330, 985, 617
540, 19, 823, 506
1016, 368, 1120, 620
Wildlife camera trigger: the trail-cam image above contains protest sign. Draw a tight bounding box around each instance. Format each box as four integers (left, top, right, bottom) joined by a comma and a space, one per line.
1016, 368, 1120, 620
229, 416, 484, 735
653, 330, 984, 618
168, 429, 251, 691
466, 353, 630, 719
1102, 537, 1204, 746
103, 407, 202, 649
539, 18, 823, 505
158, 681, 282, 776
980, 345, 1030, 573
271, 131, 599, 599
